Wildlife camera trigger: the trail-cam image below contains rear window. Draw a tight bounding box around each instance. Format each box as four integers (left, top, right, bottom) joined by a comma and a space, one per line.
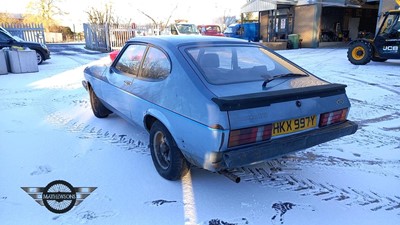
187, 46, 305, 85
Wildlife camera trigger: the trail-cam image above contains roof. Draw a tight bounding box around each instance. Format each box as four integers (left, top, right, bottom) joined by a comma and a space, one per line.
127, 35, 250, 47
241, 0, 277, 13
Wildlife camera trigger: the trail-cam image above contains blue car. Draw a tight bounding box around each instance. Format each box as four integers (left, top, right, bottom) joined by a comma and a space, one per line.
82, 36, 358, 181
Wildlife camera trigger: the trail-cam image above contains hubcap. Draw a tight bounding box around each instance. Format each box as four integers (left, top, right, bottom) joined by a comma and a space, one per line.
36, 52, 42, 64
352, 46, 365, 60
153, 131, 171, 170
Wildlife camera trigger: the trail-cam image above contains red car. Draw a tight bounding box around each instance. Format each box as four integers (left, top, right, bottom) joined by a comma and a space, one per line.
109, 50, 120, 61
198, 25, 224, 36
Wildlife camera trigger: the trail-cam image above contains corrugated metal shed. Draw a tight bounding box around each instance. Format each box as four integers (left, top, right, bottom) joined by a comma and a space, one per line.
240, 0, 277, 13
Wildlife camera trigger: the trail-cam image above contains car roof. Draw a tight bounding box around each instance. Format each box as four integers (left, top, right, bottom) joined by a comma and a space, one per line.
127, 35, 252, 48
198, 25, 221, 27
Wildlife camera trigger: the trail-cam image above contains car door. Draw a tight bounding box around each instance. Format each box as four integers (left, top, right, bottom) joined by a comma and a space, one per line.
102, 44, 147, 118
128, 46, 172, 122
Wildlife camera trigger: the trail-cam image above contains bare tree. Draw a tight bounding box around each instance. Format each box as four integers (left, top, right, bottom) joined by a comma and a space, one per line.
0, 13, 22, 25
86, 3, 115, 25
137, 4, 178, 33
24, 0, 65, 31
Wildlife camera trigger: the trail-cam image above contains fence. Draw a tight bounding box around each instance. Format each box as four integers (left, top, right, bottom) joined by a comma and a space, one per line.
83, 23, 136, 52
109, 24, 136, 49
1, 23, 46, 44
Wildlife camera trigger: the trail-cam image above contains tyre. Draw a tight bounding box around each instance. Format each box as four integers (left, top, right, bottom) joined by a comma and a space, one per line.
150, 121, 189, 180
89, 87, 112, 118
371, 57, 388, 62
36, 51, 44, 65
347, 41, 372, 65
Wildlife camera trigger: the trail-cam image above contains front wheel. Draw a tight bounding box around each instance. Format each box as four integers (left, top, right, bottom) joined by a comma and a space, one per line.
347, 41, 372, 65
150, 121, 189, 180
36, 51, 44, 65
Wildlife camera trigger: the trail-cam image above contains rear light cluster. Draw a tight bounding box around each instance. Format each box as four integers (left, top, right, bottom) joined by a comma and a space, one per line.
319, 108, 348, 127
228, 125, 272, 148
228, 108, 349, 148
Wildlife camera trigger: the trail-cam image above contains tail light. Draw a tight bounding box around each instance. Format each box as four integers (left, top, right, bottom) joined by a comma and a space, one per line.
319, 108, 348, 127
228, 124, 272, 148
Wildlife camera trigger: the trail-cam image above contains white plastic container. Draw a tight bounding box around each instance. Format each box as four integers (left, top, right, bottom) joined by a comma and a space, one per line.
0, 51, 8, 75
8, 49, 39, 73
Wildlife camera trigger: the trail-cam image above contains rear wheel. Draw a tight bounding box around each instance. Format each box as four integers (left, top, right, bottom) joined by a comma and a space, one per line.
89, 87, 112, 118
150, 121, 189, 180
347, 41, 372, 65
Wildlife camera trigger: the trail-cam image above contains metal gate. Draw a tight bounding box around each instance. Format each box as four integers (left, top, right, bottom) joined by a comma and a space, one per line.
109, 24, 135, 49
83, 23, 135, 52
83, 23, 110, 52
1, 23, 46, 44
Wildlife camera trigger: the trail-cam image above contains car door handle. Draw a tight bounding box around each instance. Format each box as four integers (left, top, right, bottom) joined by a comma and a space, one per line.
124, 80, 132, 85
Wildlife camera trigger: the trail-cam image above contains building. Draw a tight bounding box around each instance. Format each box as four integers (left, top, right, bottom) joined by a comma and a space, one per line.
241, 0, 399, 47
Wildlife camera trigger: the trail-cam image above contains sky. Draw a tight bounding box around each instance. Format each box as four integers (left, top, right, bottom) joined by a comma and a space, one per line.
3, 0, 247, 31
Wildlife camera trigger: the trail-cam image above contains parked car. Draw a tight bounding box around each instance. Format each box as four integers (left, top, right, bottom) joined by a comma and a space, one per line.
0, 27, 50, 64
82, 35, 358, 181
198, 25, 224, 36
162, 23, 200, 35
109, 50, 120, 61
224, 22, 260, 42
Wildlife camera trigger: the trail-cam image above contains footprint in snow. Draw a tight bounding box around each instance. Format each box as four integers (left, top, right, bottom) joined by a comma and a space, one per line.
271, 201, 315, 225
30, 165, 52, 176
206, 218, 249, 225
146, 199, 178, 206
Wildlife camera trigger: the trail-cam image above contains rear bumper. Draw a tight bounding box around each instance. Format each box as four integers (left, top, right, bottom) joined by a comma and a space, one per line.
220, 120, 358, 169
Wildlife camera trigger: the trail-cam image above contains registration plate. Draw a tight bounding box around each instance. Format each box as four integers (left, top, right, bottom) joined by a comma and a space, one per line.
272, 115, 317, 136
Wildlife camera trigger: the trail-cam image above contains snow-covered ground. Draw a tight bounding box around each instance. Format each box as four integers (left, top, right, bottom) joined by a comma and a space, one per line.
0, 45, 399, 225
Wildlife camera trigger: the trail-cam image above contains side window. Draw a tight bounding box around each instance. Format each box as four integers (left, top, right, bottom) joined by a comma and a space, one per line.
140, 47, 171, 80
114, 44, 146, 76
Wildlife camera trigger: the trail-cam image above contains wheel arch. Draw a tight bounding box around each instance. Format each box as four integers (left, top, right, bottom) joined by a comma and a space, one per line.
348, 38, 373, 47
143, 109, 173, 134
349, 39, 375, 54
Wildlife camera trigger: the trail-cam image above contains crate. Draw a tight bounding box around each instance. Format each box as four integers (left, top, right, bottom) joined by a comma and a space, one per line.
8, 50, 39, 73
0, 51, 8, 75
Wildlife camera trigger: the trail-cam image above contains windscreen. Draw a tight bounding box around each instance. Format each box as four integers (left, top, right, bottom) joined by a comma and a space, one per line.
187, 46, 305, 85
176, 24, 199, 34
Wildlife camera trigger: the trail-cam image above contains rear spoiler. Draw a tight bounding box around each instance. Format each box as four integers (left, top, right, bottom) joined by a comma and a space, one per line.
212, 83, 347, 111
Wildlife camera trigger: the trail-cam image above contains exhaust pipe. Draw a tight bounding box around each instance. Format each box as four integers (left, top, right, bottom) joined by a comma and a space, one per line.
219, 170, 241, 183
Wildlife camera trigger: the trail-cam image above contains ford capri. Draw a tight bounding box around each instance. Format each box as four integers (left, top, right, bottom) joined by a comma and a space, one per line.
82, 36, 358, 181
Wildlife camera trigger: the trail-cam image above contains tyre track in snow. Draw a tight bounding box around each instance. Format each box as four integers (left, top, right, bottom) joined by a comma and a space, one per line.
42, 82, 400, 214
35, 51, 149, 155
229, 160, 400, 213
340, 74, 400, 95
43, 97, 149, 155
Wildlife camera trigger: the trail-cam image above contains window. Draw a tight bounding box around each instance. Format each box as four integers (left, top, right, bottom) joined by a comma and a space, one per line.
114, 44, 146, 76
140, 47, 171, 80
175, 24, 199, 34
187, 46, 304, 85
380, 14, 400, 38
